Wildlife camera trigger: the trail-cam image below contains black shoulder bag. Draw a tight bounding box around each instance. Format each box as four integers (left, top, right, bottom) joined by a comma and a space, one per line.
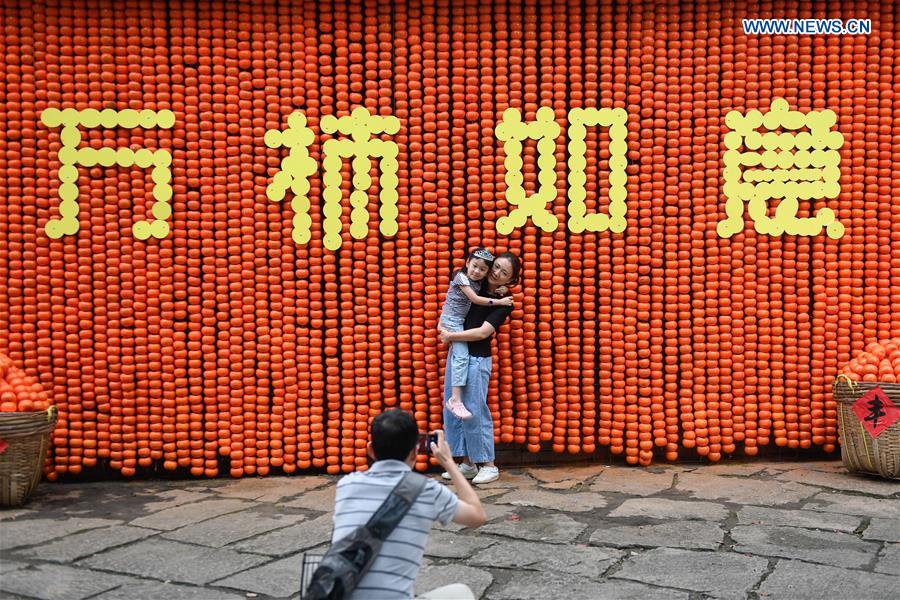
304, 471, 428, 600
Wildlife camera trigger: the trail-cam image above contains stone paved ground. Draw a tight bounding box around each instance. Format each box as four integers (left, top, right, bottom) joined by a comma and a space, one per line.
1, 460, 898, 599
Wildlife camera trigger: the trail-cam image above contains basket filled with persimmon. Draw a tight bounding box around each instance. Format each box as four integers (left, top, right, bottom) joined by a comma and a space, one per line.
833, 339, 900, 480
0, 353, 58, 507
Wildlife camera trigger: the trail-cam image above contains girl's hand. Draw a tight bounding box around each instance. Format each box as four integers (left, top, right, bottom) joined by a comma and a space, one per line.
498, 296, 514, 306
437, 326, 452, 345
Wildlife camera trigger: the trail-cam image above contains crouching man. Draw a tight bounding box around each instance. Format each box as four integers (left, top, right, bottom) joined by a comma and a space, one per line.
331, 409, 487, 599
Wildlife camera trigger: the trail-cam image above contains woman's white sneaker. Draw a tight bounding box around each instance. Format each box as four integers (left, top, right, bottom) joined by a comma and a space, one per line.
472, 466, 499, 484
441, 463, 478, 480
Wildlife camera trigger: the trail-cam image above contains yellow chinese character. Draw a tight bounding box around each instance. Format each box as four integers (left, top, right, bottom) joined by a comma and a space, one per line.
717, 98, 845, 239
567, 107, 629, 233
495, 107, 561, 234
320, 107, 400, 251
264, 112, 317, 245
40, 108, 175, 240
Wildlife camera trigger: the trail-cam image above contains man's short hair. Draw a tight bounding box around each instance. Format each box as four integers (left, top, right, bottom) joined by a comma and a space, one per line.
371, 409, 419, 461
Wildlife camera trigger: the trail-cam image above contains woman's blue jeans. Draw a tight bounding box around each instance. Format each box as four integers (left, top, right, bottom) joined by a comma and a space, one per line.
443, 349, 495, 463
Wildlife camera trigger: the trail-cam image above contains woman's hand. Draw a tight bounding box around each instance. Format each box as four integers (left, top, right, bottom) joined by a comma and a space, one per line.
495, 285, 509, 296
437, 326, 452, 345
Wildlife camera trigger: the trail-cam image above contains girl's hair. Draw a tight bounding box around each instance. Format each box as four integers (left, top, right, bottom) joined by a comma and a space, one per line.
493, 251, 521, 288
450, 247, 495, 281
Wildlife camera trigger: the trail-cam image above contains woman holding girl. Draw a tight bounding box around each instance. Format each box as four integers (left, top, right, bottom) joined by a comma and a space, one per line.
437, 251, 521, 484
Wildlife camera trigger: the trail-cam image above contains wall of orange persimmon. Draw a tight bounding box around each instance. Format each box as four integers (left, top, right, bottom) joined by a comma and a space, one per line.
0, 1, 897, 478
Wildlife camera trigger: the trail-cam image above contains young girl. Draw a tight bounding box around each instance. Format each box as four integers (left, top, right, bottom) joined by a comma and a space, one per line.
441, 248, 513, 419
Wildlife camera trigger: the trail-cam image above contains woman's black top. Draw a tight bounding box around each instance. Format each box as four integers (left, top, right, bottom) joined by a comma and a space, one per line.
463, 303, 513, 357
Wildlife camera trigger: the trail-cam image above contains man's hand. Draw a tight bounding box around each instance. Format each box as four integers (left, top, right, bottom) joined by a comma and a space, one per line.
430, 430, 454, 469
435, 429, 487, 529
437, 326, 452, 345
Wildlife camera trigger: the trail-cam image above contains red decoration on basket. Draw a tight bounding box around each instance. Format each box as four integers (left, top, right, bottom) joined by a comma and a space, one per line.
852, 387, 900, 438
0, 437, 7, 456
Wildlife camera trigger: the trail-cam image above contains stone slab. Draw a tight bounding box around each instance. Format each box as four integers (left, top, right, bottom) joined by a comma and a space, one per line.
731, 524, 879, 569
589, 469, 675, 496
0, 558, 27, 575
78, 538, 268, 585
485, 572, 609, 600
214, 475, 332, 503
0, 508, 34, 521
539, 479, 584, 490
484, 502, 515, 522
775, 468, 900, 497
580, 580, 691, 600
423, 529, 497, 558
231, 513, 334, 556
862, 517, 900, 542
682, 462, 770, 477
129, 498, 251, 531
480, 512, 586, 544
0, 517, 120, 551
433, 503, 513, 533
136, 489, 214, 512
487, 572, 691, 600
16, 525, 157, 562
163, 510, 306, 547
494, 488, 607, 512
471, 470, 537, 489
777, 460, 849, 474
757, 558, 900, 599
93, 581, 247, 600
475, 486, 514, 501
613, 547, 768, 599
525, 465, 606, 483
213, 551, 306, 598
803, 492, 900, 519
280, 485, 337, 510
415, 564, 493, 599
469, 540, 623, 578
609, 498, 729, 521
589, 520, 724, 550
876, 543, 900, 576
736, 505, 862, 533
675, 473, 818, 505
0, 564, 131, 600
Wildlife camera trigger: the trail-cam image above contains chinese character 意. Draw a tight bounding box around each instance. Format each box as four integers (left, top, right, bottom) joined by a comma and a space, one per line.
717, 98, 845, 240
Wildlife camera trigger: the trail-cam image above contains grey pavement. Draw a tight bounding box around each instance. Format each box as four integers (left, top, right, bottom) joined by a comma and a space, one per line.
1, 460, 898, 599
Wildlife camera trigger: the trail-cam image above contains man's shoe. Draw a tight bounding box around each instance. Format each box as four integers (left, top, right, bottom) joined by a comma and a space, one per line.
441, 463, 478, 480
472, 466, 499, 484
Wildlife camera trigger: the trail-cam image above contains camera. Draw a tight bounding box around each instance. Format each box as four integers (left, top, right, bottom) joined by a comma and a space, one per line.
417, 432, 438, 454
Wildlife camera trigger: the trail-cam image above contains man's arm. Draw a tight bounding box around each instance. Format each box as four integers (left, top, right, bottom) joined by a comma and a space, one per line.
431, 431, 486, 529
438, 322, 496, 343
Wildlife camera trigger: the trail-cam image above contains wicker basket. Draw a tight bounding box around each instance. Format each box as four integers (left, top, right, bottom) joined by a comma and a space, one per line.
0, 406, 58, 507
833, 378, 900, 480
